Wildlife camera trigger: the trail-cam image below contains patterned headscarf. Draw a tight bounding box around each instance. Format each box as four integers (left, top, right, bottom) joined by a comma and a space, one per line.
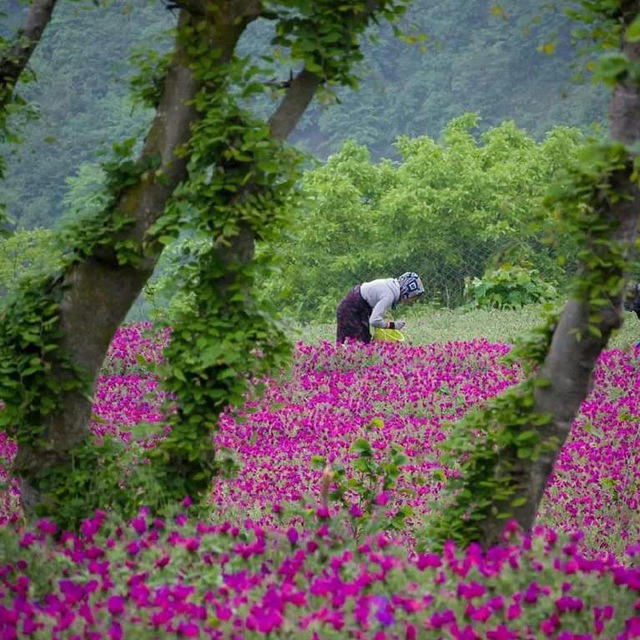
397, 272, 424, 300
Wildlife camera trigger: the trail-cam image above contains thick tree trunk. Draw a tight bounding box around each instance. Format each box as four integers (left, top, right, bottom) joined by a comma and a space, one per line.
11, 0, 327, 516
0, 0, 58, 111
12, 0, 401, 518
475, 6, 640, 547
477, 175, 640, 547
14, 3, 257, 512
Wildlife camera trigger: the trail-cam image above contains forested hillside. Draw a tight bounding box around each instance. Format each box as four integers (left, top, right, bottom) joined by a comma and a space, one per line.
2, 0, 607, 228
292, 0, 609, 157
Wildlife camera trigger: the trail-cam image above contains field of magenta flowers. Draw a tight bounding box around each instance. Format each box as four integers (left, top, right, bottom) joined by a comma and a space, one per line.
1, 321, 640, 639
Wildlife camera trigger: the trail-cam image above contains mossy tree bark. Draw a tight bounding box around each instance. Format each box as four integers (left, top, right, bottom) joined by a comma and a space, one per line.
0, 0, 58, 111
472, 2, 640, 548
14, 2, 261, 514
9, 0, 402, 520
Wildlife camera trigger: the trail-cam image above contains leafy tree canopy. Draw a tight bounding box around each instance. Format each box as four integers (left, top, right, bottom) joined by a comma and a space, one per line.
263, 114, 585, 321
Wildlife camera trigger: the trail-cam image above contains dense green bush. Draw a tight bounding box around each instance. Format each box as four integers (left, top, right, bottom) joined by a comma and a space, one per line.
0, 229, 62, 297
263, 115, 583, 321
465, 264, 558, 309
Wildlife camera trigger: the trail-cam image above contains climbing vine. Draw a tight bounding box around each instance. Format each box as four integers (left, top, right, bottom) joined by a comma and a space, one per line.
0, 138, 156, 526
425, 0, 640, 547
427, 138, 640, 550
0, 0, 413, 528
144, 1, 413, 505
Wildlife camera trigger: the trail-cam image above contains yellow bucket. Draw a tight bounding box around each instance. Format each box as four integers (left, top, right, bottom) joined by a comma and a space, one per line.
372, 327, 405, 342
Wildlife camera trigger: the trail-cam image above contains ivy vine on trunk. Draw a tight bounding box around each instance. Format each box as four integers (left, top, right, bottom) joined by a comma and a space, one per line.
428, 0, 640, 550
0, 0, 412, 528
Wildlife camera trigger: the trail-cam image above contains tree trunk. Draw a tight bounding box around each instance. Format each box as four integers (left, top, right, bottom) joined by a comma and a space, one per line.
14, 3, 257, 513
9, 0, 408, 520
473, 5, 640, 547
10, 0, 336, 516
0, 0, 58, 111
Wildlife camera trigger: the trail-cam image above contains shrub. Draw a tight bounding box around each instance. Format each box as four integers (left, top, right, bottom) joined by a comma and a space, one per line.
465, 264, 557, 309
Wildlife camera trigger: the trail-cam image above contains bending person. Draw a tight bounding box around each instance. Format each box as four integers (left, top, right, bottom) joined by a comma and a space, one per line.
336, 272, 424, 344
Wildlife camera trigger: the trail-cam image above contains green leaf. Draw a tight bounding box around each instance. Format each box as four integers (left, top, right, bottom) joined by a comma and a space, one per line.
627, 18, 640, 43
350, 438, 373, 457
311, 455, 326, 468
594, 53, 630, 86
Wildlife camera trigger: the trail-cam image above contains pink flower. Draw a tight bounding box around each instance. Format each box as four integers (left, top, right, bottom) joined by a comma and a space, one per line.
349, 503, 364, 518
184, 537, 200, 552
19, 533, 36, 548
506, 602, 521, 620
107, 595, 125, 616
469, 605, 491, 622
130, 516, 146, 535
286, 527, 299, 546
109, 621, 123, 640
316, 506, 330, 519
487, 625, 517, 640
177, 621, 200, 637
416, 553, 441, 570
36, 519, 58, 536
540, 613, 560, 636
375, 491, 390, 506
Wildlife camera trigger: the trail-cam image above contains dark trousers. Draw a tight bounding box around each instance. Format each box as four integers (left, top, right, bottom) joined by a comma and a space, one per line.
336, 285, 372, 344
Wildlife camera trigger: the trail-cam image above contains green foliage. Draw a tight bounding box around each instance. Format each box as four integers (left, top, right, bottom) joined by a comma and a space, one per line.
545, 139, 632, 335
0, 1, 41, 230
61, 162, 110, 220
428, 140, 639, 549
0, 135, 158, 522
313, 419, 411, 536
129, 46, 172, 109
266, 117, 584, 321
141, 0, 415, 506
465, 264, 558, 309
567, 0, 625, 56
505, 303, 561, 374
144, 45, 300, 498
0, 271, 71, 443
269, 0, 409, 87
29, 437, 167, 530
57, 137, 153, 265
141, 232, 205, 323
0, 228, 62, 297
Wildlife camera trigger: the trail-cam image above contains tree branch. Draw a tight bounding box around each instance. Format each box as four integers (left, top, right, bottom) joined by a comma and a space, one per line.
0, 0, 58, 111
267, 0, 388, 140
268, 68, 322, 140
469, 8, 640, 548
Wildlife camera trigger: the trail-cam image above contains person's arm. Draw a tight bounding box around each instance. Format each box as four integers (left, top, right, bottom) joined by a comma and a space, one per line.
369, 293, 396, 328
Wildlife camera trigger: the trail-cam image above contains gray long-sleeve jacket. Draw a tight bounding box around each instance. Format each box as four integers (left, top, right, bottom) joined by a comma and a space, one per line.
360, 278, 400, 328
